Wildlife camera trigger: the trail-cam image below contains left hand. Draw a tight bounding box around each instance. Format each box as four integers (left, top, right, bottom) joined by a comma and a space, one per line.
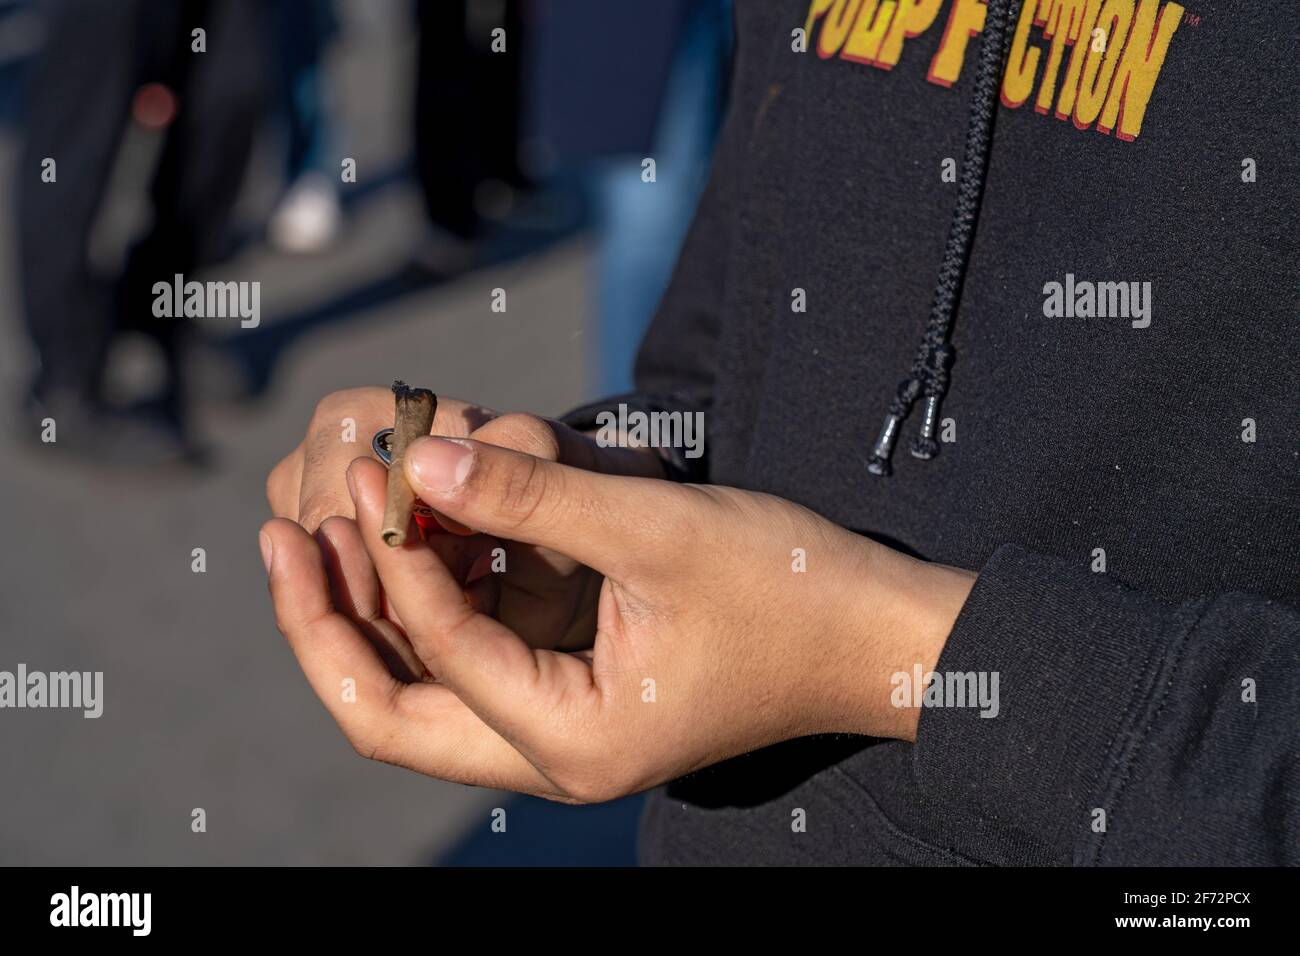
259, 437, 975, 802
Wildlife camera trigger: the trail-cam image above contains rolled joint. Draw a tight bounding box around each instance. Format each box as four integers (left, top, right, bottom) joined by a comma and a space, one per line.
380, 381, 438, 547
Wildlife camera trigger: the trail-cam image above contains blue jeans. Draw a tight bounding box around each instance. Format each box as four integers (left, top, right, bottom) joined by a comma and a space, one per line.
589, 0, 731, 396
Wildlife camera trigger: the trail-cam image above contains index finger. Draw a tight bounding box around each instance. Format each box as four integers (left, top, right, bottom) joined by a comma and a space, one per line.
348, 457, 600, 757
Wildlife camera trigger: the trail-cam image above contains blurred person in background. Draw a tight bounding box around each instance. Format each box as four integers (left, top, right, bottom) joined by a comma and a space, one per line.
526, 0, 732, 395
266, 0, 342, 255
15, 0, 265, 464
410, 0, 531, 275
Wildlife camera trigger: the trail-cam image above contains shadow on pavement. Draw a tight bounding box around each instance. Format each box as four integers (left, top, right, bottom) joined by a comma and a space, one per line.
224, 178, 589, 399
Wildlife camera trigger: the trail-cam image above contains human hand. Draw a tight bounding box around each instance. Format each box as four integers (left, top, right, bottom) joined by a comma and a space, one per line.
266, 387, 664, 652
260, 437, 975, 802
266, 387, 495, 533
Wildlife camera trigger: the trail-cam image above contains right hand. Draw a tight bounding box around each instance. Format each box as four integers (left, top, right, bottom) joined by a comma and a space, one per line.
266, 386, 665, 655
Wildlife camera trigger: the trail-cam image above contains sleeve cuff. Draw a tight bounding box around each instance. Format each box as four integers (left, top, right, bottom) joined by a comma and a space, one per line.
913, 543, 1202, 862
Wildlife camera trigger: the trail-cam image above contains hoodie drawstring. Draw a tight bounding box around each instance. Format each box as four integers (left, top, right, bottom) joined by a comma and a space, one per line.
868, 0, 1022, 477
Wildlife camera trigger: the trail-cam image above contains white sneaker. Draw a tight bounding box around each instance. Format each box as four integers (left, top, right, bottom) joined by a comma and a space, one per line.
268, 173, 342, 254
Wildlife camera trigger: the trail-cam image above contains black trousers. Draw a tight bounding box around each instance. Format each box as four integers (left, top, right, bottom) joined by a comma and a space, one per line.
17, 0, 265, 406
413, 0, 525, 240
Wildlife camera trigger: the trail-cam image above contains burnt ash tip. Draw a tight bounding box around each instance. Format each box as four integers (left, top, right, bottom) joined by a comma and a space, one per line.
391, 380, 436, 404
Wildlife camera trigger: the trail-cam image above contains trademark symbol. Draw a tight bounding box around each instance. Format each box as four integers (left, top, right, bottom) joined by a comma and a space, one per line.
1183, 11, 1200, 26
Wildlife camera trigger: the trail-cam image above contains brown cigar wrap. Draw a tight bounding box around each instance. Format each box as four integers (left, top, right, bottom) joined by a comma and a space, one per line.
381, 381, 437, 546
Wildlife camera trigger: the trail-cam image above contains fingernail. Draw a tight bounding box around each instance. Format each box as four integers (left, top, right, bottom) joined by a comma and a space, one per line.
259, 531, 274, 575
407, 437, 474, 494
345, 462, 358, 501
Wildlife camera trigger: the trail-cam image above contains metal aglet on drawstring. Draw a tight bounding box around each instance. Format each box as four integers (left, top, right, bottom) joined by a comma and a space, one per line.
866, 392, 940, 475
866, 412, 902, 476
910, 394, 941, 460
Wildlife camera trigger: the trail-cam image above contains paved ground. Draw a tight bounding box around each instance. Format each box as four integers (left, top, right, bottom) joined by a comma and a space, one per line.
0, 2, 619, 865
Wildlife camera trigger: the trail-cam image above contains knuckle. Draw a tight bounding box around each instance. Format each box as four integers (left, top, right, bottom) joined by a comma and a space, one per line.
308, 387, 377, 432
345, 720, 389, 764
298, 496, 349, 533
309, 392, 344, 429
556, 767, 629, 805
481, 413, 561, 461
266, 459, 288, 511
317, 514, 351, 537
270, 602, 296, 640
548, 736, 636, 804
266, 452, 303, 515
269, 596, 305, 642
344, 685, 401, 764
347, 726, 380, 761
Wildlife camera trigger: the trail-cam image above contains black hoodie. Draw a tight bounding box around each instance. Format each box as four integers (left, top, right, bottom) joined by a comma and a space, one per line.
564, 0, 1298, 865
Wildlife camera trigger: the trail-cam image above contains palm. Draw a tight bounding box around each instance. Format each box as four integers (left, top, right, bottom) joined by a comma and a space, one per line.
476, 538, 601, 651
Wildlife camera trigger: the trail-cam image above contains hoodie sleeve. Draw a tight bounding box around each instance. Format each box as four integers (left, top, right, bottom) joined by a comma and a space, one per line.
560, 55, 742, 485
915, 543, 1300, 865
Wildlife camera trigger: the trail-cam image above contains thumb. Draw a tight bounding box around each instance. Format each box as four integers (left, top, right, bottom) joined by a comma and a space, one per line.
404, 436, 672, 575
